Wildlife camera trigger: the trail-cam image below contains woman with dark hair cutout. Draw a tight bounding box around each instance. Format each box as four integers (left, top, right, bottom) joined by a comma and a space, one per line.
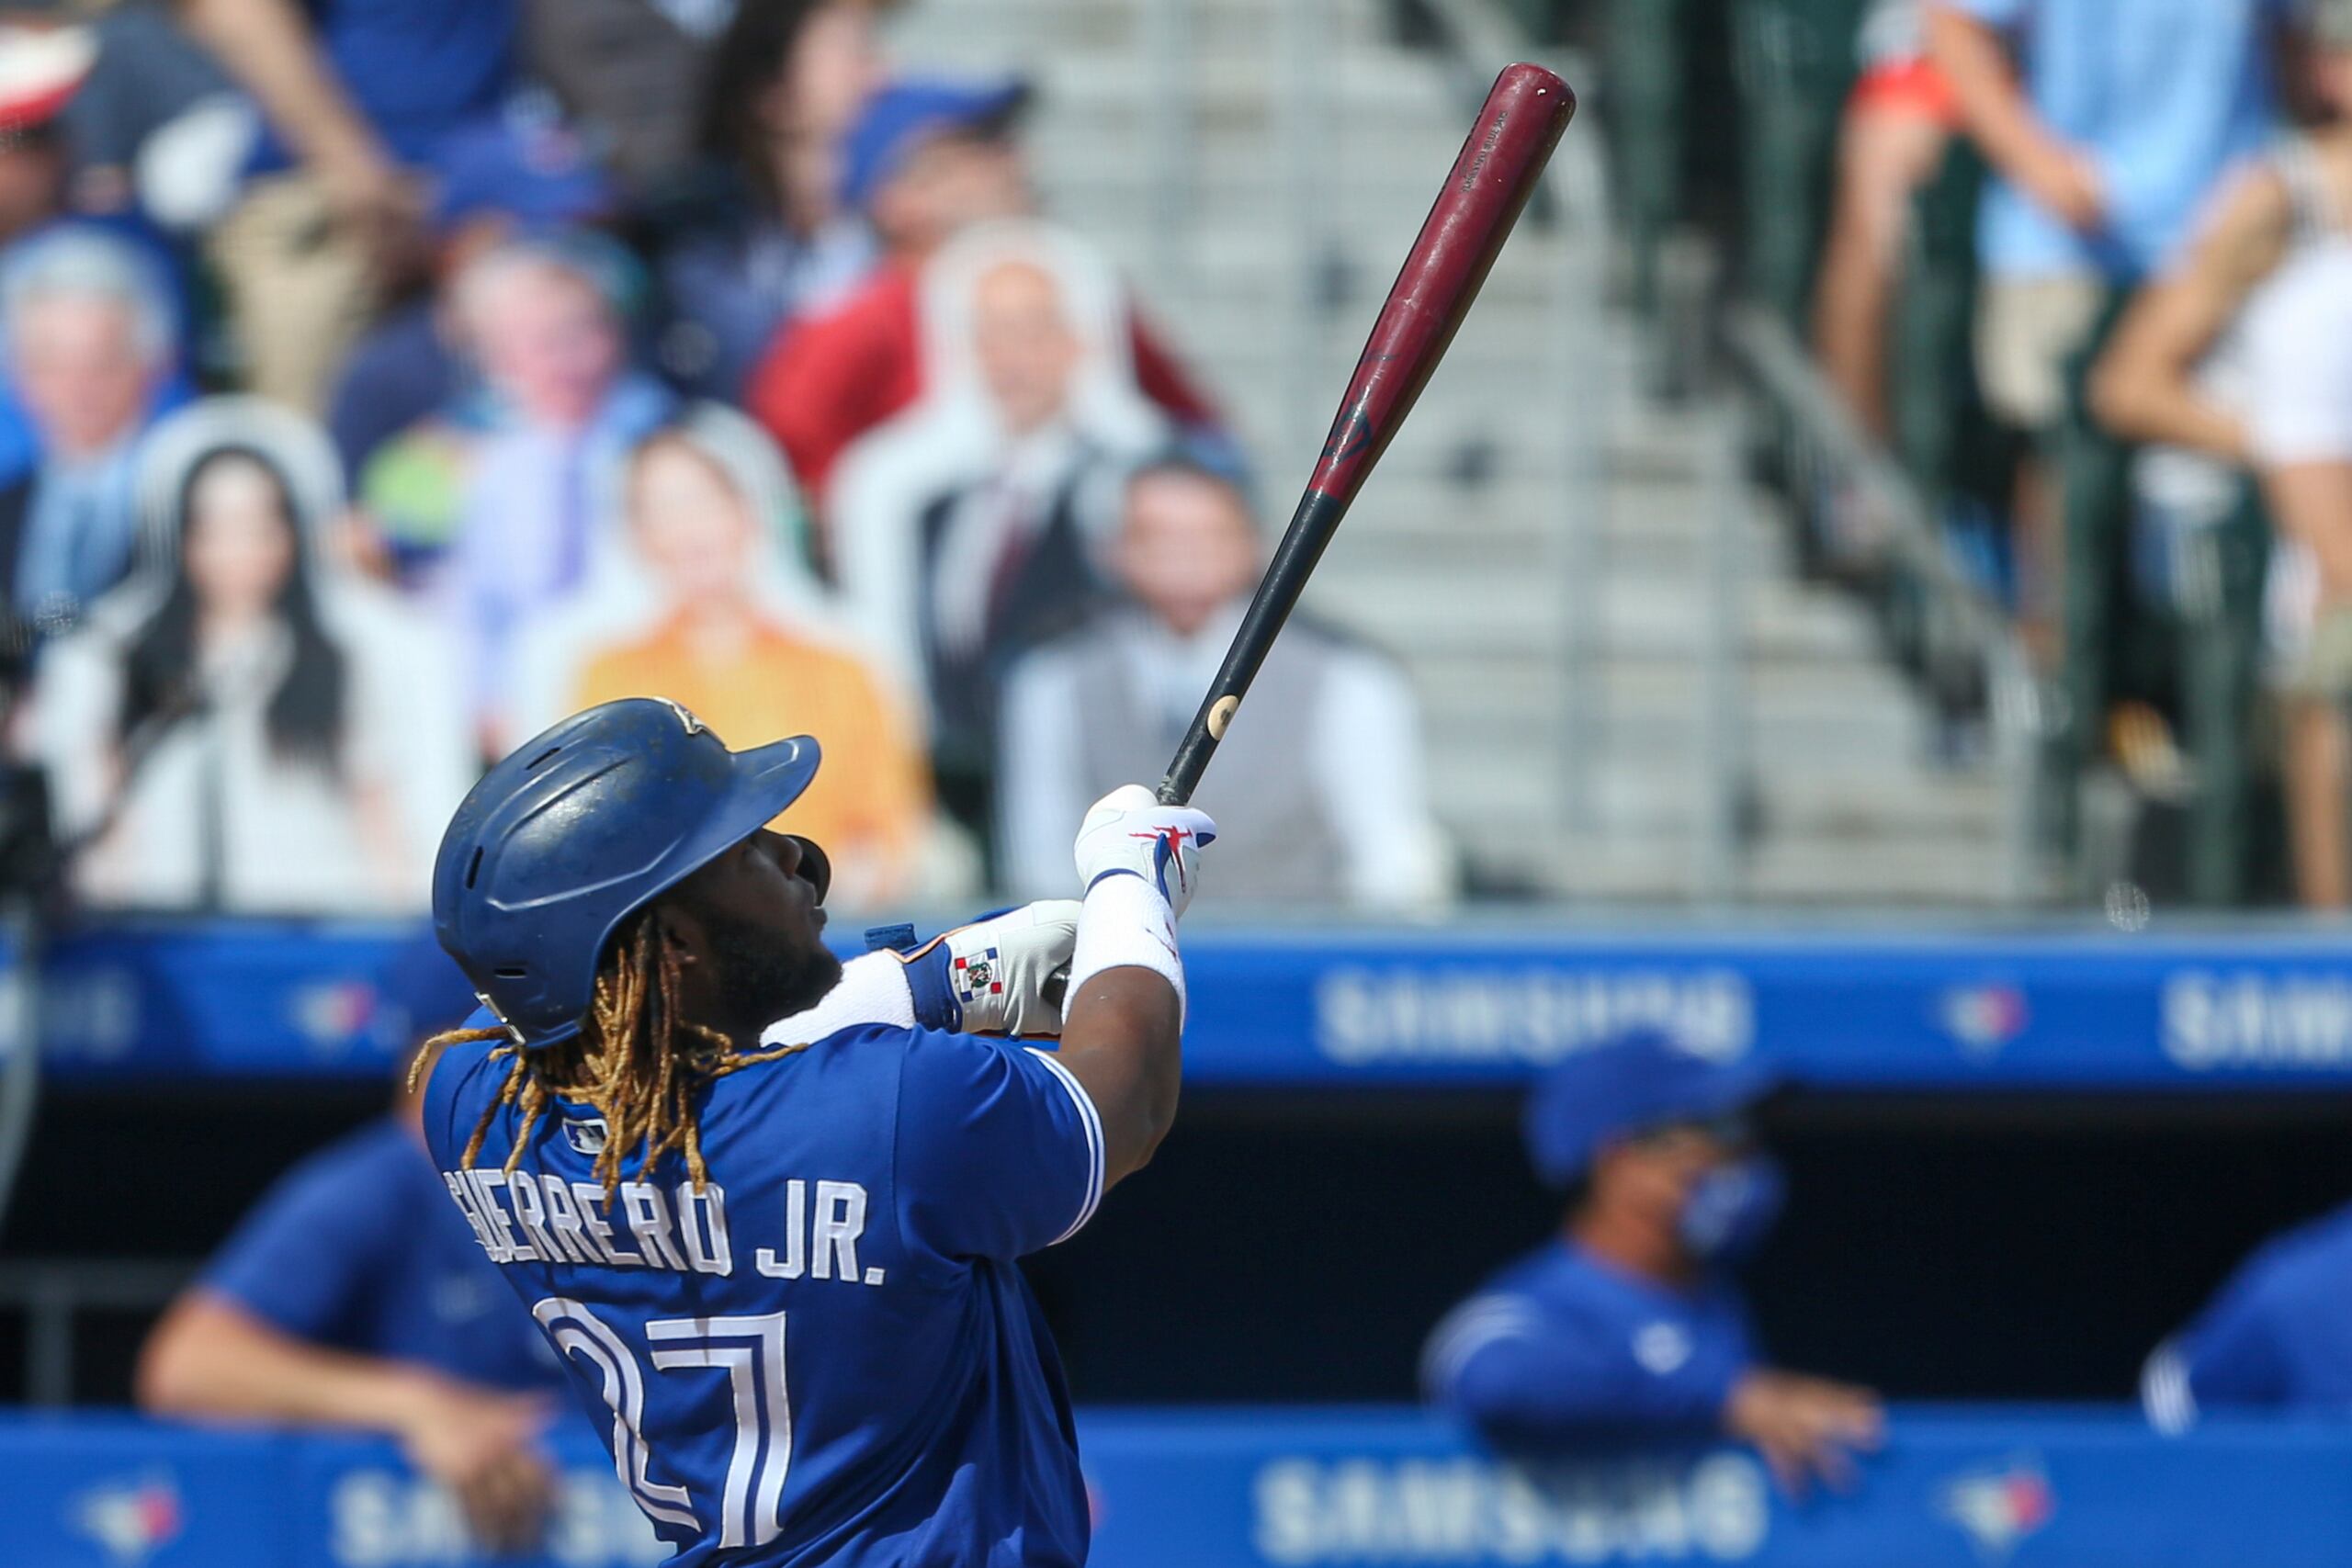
33, 403, 467, 912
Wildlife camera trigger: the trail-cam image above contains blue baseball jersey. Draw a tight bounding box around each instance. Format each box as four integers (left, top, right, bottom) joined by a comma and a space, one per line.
202, 1116, 561, 1393
1421, 1240, 1756, 1450
2143, 1200, 2352, 1432
422, 1010, 1104, 1567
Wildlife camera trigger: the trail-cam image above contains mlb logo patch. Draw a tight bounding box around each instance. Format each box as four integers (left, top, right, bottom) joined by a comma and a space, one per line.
952, 949, 1004, 1004
563, 1116, 610, 1156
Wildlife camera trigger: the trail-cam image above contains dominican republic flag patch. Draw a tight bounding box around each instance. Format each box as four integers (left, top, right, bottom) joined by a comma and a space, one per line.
952, 948, 1003, 1003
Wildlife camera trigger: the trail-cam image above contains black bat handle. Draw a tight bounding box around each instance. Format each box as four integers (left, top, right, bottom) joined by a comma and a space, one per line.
1039, 488, 1344, 1010
1156, 487, 1348, 807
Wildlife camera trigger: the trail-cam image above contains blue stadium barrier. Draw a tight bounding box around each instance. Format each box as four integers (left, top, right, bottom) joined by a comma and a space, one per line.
10, 919, 2352, 1089
1, 1406, 2346, 1566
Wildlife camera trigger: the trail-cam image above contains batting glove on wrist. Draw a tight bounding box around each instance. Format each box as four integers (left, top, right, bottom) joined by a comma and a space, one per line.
901, 900, 1081, 1037
1072, 784, 1218, 919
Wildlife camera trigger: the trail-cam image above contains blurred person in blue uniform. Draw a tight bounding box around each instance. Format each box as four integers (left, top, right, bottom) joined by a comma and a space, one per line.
1422, 1032, 1883, 1491
2143, 1201, 2352, 1430
136, 938, 566, 1554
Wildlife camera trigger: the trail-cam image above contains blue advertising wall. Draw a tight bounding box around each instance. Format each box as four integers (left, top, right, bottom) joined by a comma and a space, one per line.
2, 1408, 2346, 1567
11, 919, 2352, 1089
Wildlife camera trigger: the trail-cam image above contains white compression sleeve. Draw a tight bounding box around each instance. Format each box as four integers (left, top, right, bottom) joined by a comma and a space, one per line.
1059, 872, 1185, 1026
758, 952, 916, 1046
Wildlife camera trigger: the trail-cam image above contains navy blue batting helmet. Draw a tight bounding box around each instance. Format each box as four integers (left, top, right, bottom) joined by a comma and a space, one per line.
432, 697, 821, 1048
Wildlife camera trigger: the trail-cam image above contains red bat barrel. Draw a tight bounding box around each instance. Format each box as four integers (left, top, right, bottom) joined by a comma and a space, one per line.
1153, 62, 1576, 807
1310, 62, 1577, 510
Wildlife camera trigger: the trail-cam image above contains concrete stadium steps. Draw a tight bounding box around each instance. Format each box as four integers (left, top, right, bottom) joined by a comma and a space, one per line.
888, 0, 1396, 62
887, 0, 2011, 903
1562, 830, 2003, 905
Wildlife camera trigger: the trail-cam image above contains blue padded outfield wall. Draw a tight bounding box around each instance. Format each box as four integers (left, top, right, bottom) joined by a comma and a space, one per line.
2, 1409, 2348, 1566
12, 919, 2352, 1089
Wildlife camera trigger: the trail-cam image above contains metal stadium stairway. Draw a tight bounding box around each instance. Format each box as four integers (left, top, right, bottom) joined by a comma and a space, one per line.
887, 0, 2012, 903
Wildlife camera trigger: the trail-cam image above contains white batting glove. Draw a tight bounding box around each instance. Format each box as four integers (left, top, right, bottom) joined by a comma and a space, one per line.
926, 900, 1081, 1037
760, 902, 1081, 1045
1072, 784, 1218, 919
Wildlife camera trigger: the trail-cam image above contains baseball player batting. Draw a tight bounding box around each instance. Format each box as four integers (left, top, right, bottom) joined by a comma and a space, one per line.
419, 697, 1214, 1565
416, 62, 1567, 1568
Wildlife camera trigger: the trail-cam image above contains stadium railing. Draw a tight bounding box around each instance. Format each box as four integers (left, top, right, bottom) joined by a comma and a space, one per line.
1721, 305, 2047, 905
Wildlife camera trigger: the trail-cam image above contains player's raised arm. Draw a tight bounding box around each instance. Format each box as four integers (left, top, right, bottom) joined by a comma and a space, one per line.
1050, 784, 1216, 1187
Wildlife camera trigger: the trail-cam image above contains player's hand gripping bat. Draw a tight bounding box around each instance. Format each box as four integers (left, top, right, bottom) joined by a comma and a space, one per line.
1043, 63, 1574, 1007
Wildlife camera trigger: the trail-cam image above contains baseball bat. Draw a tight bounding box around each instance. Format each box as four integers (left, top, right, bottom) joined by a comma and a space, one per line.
1156, 61, 1576, 807
1038, 65, 1571, 1016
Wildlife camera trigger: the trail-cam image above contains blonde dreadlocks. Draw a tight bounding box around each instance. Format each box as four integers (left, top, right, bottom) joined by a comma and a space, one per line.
413, 909, 808, 1200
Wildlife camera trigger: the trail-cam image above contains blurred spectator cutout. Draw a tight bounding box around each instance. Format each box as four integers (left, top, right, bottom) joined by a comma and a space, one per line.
357, 231, 670, 754
1814, 2, 1958, 437
186, 0, 523, 410
32, 397, 468, 913
0, 18, 93, 243
832, 218, 1166, 838
0, 225, 177, 657
1423, 1033, 1883, 1492
513, 405, 936, 905
1000, 454, 1447, 907
2092, 0, 2352, 907
326, 117, 617, 483
1927, 0, 2292, 648
750, 73, 1221, 524
655, 0, 887, 399
526, 0, 763, 199
138, 936, 565, 1555
2144, 1196, 2352, 1430
55, 4, 257, 235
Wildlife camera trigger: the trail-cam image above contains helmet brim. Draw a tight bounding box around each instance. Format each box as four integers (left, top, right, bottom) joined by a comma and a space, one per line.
658, 733, 824, 898
510, 733, 823, 1050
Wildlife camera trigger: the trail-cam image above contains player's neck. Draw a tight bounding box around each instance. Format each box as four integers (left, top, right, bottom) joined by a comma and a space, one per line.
1568, 1209, 1696, 1292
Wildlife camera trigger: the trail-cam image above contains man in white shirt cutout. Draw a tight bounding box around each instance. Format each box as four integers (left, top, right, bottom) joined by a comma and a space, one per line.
997, 454, 1448, 908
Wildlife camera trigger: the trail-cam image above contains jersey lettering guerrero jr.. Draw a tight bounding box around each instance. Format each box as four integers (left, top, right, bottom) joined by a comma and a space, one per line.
422, 1009, 1104, 1567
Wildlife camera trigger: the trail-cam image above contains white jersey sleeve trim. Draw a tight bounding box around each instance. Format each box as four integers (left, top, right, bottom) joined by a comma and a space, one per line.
1023, 1046, 1105, 1245
2141, 1337, 2199, 1436
1419, 1294, 1540, 1403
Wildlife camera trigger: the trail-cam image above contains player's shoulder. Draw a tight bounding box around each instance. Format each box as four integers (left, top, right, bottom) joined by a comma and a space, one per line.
258, 1116, 423, 1221
315, 1116, 427, 1179
714, 1019, 926, 1121
2233, 1201, 2352, 1305
894, 1025, 1069, 1097
741, 1022, 1070, 1132
1496, 1242, 1648, 1324
417, 1010, 512, 1168
704, 1024, 1004, 1172
748, 1020, 1035, 1085
1432, 1250, 1561, 1337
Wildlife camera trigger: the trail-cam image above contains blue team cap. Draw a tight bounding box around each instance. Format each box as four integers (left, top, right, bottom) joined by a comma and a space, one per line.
840, 75, 1029, 213
1522, 1030, 1777, 1189
430, 118, 615, 235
